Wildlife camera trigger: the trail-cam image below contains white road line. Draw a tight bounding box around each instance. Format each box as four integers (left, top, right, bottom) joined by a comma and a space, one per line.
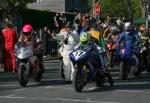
38, 85, 150, 94
44, 86, 73, 90
44, 60, 59, 63
13, 88, 25, 92
0, 96, 120, 103
0, 76, 16, 78
0, 85, 18, 87
115, 90, 150, 94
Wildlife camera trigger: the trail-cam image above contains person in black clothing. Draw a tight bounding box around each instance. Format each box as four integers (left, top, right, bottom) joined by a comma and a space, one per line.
54, 13, 61, 33
42, 26, 49, 57
0, 28, 5, 69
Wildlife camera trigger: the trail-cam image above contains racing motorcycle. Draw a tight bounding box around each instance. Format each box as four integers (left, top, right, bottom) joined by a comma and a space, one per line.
117, 42, 139, 79
106, 33, 118, 68
15, 41, 44, 87
69, 45, 107, 92
138, 45, 150, 73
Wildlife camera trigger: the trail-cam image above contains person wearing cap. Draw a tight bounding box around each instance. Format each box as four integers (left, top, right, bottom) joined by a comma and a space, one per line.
2, 22, 18, 72
79, 19, 90, 35
52, 21, 79, 83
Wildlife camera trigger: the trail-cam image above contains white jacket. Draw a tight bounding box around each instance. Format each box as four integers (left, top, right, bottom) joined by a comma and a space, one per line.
55, 30, 79, 52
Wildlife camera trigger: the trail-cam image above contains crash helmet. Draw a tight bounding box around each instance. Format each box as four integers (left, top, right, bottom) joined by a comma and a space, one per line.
80, 32, 90, 45
22, 24, 33, 36
124, 22, 133, 32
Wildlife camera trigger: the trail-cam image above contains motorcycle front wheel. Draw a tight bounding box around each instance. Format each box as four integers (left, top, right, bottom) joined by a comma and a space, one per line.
18, 65, 28, 87
120, 61, 129, 80
73, 68, 85, 92
108, 52, 114, 68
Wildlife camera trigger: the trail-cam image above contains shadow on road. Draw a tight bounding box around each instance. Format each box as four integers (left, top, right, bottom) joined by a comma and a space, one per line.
1, 61, 150, 93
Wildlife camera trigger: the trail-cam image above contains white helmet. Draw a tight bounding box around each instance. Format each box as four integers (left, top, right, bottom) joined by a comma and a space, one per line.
36, 38, 42, 44
124, 22, 133, 32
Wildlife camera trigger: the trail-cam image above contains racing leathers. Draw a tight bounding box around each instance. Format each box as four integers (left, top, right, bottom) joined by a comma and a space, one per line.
117, 30, 140, 55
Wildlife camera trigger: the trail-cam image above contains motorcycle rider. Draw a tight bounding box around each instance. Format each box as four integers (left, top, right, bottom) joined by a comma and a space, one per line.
53, 21, 80, 84
140, 28, 150, 52
117, 22, 141, 52
88, 26, 106, 69
139, 28, 150, 71
18, 24, 44, 75
116, 22, 141, 79
77, 32, 114, 86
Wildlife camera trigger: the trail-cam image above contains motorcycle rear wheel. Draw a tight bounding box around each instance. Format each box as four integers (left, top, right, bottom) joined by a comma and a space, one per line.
95, 71, 105, 87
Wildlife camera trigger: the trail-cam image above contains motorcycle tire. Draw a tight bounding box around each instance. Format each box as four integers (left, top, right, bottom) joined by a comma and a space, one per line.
73, 68, 85, 92
59, 60, 65, 79
120, 61, 128, 80
105, 72, 114, 86
34, 71, 43, 82
133, 57, 141, 77
18, 65, 28, 87
108, 53, 114, 68
95, 71, 105, 87
146, 55, 150, 72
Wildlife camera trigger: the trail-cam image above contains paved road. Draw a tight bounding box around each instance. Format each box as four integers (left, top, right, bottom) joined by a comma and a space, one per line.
0, 60, 150, 103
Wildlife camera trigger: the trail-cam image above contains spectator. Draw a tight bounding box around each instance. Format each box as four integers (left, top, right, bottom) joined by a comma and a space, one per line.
50, 32, 58, 57
89, 15, 96, 28
116, 17, 124, 26
79, 19, 90, 34
74, 12, 82, 25
60, 13, 67, 25
0, 28, 5, 69
73, 19, 80, 33
42, 26, 49, 57
2, 22, 18, 73
54, 13, 61, 33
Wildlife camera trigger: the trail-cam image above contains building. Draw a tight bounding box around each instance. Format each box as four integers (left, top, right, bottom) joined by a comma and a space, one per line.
65, 0, 89, 12
28, 0, 90, 13
0, 0, 8, 9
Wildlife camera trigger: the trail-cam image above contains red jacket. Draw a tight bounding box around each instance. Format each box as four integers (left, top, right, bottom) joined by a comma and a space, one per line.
2, 28, 18, 50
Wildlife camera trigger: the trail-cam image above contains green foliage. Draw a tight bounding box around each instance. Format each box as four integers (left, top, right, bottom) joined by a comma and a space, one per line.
7, 0, 34, 9
132, 0, 143, 19
98, 0, 143, 19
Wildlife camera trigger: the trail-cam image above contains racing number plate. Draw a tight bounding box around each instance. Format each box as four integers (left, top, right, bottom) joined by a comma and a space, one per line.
72, 50, 86, 60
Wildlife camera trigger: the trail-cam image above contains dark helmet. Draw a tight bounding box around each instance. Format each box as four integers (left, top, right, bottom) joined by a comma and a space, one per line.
63, 21, 73, 28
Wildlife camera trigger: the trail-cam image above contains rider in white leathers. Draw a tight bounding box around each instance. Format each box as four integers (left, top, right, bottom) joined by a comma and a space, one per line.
53, 22, 79, 83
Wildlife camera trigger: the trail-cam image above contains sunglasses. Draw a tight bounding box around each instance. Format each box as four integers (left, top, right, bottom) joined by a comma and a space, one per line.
23, 32, 32, 36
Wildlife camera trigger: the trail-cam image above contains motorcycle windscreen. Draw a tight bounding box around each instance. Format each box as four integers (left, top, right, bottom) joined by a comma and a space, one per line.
17, 47, 33, 59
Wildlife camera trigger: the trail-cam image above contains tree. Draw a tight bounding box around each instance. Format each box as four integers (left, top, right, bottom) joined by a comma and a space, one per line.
1, 0, 35, 29
2, 0, 35, 19
126, 0, 133, 22
98, 0, 143, 20
6, 0, 35, 10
